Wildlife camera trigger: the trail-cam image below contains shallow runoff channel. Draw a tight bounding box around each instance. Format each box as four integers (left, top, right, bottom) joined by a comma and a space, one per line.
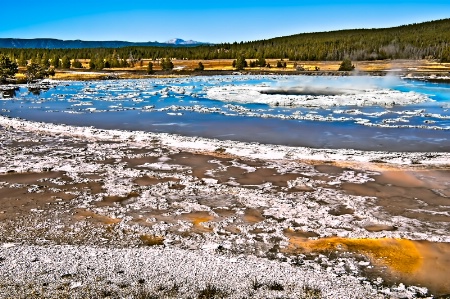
1, 75, 449, 152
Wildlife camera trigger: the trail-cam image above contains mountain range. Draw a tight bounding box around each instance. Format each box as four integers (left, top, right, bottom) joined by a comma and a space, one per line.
0, 38, 209, 49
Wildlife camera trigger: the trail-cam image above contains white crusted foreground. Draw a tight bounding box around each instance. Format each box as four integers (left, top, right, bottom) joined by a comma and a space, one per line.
0, 115, 448, 167
0, 244, 394, 299
0, 115, 447, 298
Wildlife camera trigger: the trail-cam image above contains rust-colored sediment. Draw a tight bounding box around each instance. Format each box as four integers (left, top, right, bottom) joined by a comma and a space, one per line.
285, 237, 422, 273
285, 236, 450, 295
179, 211, 215, 232
73, 209, 122, 225
243, 209, 265, 224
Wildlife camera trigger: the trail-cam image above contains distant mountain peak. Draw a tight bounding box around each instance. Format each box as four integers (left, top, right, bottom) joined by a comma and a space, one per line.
164, 38, 206, 45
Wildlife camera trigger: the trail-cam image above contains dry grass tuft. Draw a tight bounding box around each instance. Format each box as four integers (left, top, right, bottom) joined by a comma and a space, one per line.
197, 284, 228, 299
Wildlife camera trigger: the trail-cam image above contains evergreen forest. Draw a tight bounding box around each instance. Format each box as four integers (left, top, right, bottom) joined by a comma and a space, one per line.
1, 18, 450, 68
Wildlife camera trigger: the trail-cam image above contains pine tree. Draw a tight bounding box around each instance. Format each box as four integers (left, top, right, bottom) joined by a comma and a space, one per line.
41, 53, 50, 68
26, 62, 51, 82
256, 54, 266, 67
195, 62, 204, 71
61, 56, 71, 69
147, 62, 154, 74
338, 58, 355, 71
89, 56, 104, 70
35, 53, 41, 64
234, 55, 246, 70
72, 59, 83, 68
52, 55, 60, 68
110, 50, 120, 68
18, 52, 27, 67
161, 57, 174, 71
441, 47, 450, 62
0, 54, 18, 82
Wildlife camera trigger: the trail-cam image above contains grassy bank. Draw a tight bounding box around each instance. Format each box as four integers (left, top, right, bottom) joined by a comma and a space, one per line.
8, 59, 450, 82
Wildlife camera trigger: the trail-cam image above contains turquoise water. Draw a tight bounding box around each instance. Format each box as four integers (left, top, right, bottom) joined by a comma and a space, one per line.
1, 75, 449, 151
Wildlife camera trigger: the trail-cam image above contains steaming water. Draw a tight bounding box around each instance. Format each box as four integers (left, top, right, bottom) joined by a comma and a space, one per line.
1, 75, 449, 151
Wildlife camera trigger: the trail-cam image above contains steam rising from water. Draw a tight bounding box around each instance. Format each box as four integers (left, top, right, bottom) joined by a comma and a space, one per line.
266, 75, 403, 96
207, 75, 429, 107
260, 86, 349, 96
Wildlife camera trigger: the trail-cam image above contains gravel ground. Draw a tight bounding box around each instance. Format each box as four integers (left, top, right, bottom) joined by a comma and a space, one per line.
0, 243, 420, 299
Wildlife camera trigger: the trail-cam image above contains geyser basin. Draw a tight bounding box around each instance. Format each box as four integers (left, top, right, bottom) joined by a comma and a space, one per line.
1, 75, 449, 152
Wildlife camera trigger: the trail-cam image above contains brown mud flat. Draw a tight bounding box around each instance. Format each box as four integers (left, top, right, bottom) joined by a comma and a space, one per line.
342, 169, 450, 224
73, 208, 122, 225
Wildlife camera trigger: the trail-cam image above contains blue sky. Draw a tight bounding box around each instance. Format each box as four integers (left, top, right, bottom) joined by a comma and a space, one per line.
1, 0, 449, 43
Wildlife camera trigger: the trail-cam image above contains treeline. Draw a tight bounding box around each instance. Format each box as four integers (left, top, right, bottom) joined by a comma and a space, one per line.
1, 19, 450, 64
0, 50, 134, 70
233, 18, 450, 62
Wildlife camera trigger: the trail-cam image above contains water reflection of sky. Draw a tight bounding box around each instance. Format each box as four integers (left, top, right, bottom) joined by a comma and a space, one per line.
1, 76, 449, 152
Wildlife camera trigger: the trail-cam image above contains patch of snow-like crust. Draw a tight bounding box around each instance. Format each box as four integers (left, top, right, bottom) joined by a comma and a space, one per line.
0, 115, 448, 167
0, 244, 386, 299
206, 84, 431, 107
